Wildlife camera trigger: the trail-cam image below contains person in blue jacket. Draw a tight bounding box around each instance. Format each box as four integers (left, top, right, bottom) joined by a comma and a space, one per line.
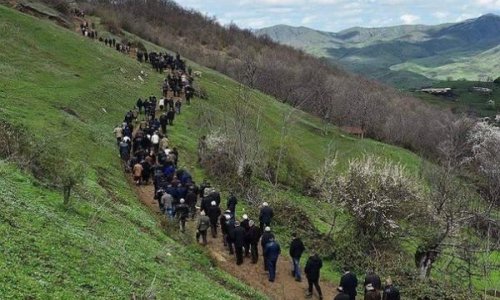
264, 237, 281, 282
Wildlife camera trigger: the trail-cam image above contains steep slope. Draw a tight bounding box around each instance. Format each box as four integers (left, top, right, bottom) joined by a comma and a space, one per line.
0, 3, 426, 298
256, 14, 500, 87
2, 3, 499, 298
0, 5, 265, 299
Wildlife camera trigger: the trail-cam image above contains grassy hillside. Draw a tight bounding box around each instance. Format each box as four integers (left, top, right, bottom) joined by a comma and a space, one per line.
0, 5, 266, 299
0, 3, 427, 298
391, 45, 500, 81
4, 2, 498, 298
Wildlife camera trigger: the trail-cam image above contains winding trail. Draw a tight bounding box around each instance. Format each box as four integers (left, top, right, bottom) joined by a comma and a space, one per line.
126, 87, 338, 299
132, 180, 338, 300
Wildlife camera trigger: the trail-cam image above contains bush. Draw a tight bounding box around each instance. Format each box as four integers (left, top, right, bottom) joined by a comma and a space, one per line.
316, 155, 424, 242
494, 76, 500, 84
0, 120, 84, 204
101, 13, 121, 34
195, 85, 209, 100
198, 131, 236, 182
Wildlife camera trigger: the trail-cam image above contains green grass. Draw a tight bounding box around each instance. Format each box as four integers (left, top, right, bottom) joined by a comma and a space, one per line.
391, 46, 500, 81
2, 2, 497, 298
0, 5, 268, 299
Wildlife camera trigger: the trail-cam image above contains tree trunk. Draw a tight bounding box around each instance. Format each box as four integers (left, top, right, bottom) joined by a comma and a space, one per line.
418, 253, 433, 279
63, 186, 71, 205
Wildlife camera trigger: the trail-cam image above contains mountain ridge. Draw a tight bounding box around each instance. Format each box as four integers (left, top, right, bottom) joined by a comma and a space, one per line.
255, 14, 500, 87
257, 14, 500, 43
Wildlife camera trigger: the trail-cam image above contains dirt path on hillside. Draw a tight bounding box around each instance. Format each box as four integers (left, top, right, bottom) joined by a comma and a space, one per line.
112, 60, 338, 298
132, 180, 338, 300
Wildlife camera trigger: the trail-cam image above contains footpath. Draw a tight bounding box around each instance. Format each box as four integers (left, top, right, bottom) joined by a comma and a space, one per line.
128, 88, 337, 299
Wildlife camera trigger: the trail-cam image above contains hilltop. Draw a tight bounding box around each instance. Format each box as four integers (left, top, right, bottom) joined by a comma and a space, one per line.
256, 14, 500, 88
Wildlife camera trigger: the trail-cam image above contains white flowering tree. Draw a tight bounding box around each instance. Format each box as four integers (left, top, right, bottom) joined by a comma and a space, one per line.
468, 121, 500, 206
315, 155, 423, 242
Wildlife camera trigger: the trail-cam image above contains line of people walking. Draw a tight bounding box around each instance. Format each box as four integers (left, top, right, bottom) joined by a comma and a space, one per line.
110, 45, 401, 299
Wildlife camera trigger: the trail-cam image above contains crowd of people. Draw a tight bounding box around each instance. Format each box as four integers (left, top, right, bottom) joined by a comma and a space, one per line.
108, 34, 401, 300
78, 20, 134, 55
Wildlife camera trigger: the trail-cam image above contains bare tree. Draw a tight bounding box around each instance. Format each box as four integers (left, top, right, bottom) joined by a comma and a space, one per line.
416, 164, 473, 279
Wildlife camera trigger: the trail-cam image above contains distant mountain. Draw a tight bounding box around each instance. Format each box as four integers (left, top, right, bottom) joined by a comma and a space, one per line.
256, 14, 500, 87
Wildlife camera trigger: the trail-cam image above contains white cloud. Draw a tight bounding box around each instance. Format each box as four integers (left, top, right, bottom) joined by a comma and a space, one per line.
301, 15, 315, 25
245, 0, 342, 4
432, 12, 449, 19
400, 14, 421, 24
475, 0, 500, 8
455, 13, 480, 21
180, 0, 500, 31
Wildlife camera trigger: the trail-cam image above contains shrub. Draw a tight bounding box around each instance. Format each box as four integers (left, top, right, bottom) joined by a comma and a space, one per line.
101, 13, 121, 34
316, 155, 424, 242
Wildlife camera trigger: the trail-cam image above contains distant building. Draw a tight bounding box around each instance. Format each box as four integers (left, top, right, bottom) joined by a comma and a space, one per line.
420, 88, 452, 95
472, 87, 492, 93
341, 126, 364, 138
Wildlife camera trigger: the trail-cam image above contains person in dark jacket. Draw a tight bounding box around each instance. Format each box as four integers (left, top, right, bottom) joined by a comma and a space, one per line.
240, 214, 250, 256
227, 192, 238, 216
247, 220, 261, 263
207, 201, 221, 238
261, 226, 275, 271
136, 98, 143, 114
382, 278, 400, 300
200, 194, 212, 215
340, 266, 358, 300
175, 99, 182, 114
264, 237, 281, 282
305, 253, 323, 299
119, 140, 130, 163
166, 107, 175, 125
159, 113, 168, 134
289, 232, 306, 282
364, 283, 381, 300
364, 270, 382, 293
233, 222, 246, 265
176, 183, 187, 201
225, 215, 235, 254
334, 287, 351, 300
259, 202, 274, 233
176, 198, 189, 232
210, 189, 221, 207
240, 214, 250, 230
141, 159, 151, 185
185, 187, 197, 219
219, 213, 229, 246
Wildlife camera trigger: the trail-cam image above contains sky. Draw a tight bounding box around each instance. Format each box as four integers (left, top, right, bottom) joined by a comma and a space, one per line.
179, 0, 500, 32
